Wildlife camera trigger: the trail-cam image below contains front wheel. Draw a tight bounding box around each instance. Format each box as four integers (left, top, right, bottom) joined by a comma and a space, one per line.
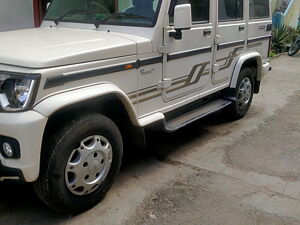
288, 39, 300, 56
224, 67, 254, 120
33, 113, 123, 214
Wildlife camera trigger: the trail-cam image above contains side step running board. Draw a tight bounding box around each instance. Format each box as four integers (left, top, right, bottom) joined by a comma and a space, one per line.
164, 99, 232, 132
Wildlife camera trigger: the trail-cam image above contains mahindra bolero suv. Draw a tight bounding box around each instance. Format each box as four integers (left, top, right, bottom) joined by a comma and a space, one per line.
0, 0, 272, 214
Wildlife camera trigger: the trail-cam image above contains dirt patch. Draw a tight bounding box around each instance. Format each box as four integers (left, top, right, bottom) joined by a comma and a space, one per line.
125, 170, 296, 225
223, 92, 300, 182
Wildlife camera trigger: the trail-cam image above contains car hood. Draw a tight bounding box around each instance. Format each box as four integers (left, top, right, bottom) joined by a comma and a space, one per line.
0, 27, 147, 68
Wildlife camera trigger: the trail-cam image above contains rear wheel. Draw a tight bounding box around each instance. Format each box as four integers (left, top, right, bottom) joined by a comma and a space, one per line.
224, 67, 254, 120
34, 113, 123, 214
288, 39, 300, 56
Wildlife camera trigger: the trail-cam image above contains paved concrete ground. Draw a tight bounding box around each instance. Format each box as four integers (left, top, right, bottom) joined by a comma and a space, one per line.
0, 54, 300, 225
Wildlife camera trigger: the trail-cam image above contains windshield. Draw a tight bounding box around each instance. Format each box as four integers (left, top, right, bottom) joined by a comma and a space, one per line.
44, 0, 162, 27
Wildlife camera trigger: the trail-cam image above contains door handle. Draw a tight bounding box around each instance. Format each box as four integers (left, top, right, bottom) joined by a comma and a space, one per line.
266, 24, 273, 31
259, 25, 267, 30
239, 26, 245, 31
203, 29, 212, 36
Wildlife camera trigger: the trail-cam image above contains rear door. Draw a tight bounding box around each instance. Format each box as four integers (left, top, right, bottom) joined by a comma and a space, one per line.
212, 0, 246, 87
247, 0, 272, 60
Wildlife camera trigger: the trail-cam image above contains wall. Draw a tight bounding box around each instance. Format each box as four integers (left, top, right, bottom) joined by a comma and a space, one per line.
0, 0, 34, 32
284, 0, 300, 27
271, 0, 279, 13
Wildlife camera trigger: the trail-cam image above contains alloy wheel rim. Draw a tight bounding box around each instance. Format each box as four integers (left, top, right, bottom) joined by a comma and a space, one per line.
237, 77, 252, 111
65, 135, 113, 196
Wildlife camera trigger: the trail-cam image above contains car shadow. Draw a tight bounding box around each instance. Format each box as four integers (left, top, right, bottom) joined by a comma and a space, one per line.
0, 110, 231, 224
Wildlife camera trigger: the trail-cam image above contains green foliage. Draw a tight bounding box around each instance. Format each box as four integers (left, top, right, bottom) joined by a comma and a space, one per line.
272, 25, 300, 54
269, 50, 277, 58
286, 26, 300, 43
272, 24, 291, 53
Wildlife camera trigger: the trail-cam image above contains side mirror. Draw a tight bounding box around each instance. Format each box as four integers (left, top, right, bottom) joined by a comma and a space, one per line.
46, 2, 51, 10
170, 4, 192, 40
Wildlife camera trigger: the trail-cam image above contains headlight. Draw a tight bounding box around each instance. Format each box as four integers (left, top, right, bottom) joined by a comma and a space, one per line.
0, 73, 39, 112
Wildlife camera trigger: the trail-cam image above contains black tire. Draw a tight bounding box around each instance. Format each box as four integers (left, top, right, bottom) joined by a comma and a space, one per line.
33, 113, 123, 214
288, 40, 300, 56
224, 67, 255, 120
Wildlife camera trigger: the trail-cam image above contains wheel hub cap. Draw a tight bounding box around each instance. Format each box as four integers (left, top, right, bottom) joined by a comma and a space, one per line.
237, 77, 252, 111
65, 135, 113, 196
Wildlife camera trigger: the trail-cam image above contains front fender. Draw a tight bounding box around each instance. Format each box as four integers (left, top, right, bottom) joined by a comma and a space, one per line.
230, 52, 263, 88
34, 83, 140, 126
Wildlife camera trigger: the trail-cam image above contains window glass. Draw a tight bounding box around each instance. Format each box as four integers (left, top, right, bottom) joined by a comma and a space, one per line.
44, 0, 162, 27
249, 0, 270, 19
191, 0, 209, 22
218, 0, 243, 21
169, 0, 209, 24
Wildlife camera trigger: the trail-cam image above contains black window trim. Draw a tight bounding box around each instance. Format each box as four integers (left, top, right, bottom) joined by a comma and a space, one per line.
218, 18, 244, 22
191, 20, 210, 25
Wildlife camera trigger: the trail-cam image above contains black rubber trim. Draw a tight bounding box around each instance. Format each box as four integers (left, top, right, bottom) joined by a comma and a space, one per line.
167, 46, 212, 61
44, 61, 138, 89
137, 56, 163, 67
247, 35, 272, 44
218, 40, 245, 50
44, 56, 164, 89
254, 81, 261, 94
0, 161, 25, 183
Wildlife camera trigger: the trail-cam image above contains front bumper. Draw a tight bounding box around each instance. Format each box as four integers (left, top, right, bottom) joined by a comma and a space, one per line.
0, 161, 25, 182
0, 111, 47, 182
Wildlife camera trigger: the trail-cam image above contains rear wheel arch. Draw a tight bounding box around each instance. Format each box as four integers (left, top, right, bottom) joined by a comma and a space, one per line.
230, 53, 263, 92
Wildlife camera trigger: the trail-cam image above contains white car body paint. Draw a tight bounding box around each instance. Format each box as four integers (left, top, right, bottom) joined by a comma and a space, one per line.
0, 0, 272, 182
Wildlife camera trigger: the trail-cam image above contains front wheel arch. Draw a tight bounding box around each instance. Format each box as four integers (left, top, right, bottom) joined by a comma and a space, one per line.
41, 93, 146, 156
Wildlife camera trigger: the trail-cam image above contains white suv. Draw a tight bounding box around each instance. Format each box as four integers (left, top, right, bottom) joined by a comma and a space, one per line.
0, 0, 272, 213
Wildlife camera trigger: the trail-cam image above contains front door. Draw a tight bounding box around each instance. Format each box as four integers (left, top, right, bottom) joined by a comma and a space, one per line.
212, 0, 246, 86
163, 0, 214, 102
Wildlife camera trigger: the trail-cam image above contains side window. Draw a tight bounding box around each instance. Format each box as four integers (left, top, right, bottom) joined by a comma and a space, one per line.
169, 0, 210, 24
190, 0, 209, 23
218, 0, 243, 21
249, 0, 270, 19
